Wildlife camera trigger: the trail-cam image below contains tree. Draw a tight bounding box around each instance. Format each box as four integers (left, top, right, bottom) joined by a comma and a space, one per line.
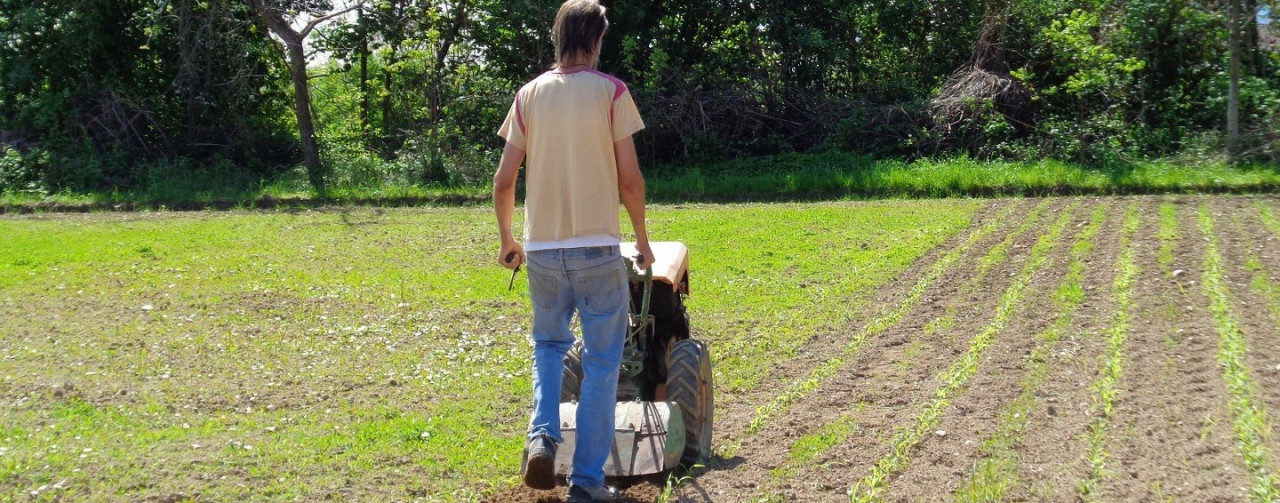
0, 0, 293, 191
249, 0, 358, 190
1228, 0, 1242, 160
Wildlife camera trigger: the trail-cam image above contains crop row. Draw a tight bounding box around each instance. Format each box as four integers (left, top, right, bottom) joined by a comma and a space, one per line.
953, 203, 1109, 501
712, 197, 1280, 502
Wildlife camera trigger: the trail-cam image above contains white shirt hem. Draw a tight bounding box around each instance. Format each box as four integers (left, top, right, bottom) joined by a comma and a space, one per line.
524, 234, 621, 252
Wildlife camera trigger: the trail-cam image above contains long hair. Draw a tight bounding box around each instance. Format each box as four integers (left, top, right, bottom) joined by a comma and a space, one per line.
553, 0, 608, 66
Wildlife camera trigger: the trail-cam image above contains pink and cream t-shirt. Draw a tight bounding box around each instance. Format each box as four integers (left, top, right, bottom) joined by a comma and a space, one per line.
498, 67, 645, 251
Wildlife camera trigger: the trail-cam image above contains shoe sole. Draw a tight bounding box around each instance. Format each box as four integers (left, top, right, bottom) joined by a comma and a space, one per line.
566, 486, 618, 502
522, 452, 556, 490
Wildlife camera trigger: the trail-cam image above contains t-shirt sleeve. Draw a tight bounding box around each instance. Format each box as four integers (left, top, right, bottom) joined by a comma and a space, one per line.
611, 88, 645, 143
497, 93, 526, 149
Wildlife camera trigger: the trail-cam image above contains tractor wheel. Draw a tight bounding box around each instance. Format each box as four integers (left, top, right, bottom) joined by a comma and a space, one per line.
561, 339, 584, 402
666, 338, 713, 466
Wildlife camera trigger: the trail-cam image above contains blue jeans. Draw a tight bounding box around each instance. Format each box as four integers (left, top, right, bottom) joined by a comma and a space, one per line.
525, 245, 628, 488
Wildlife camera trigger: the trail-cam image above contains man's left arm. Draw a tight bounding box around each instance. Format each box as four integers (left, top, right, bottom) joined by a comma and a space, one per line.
616, 135, 653, 268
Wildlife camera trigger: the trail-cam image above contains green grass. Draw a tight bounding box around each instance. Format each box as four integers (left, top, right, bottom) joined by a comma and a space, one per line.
1197, 203, 1280, 501
0, 177, 491, 211
954, 203, 1108, 502
0, 200, 984, 500
647, 153, 1280, 202
5, 154, 1279, 211
848, 202, 1076, 502
1076, 204, 1141, 500
0, 209, 532, 500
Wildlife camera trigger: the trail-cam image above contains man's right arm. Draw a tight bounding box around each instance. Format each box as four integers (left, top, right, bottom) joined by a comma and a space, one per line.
615, 135, 653, 268
494, 141, 525, 269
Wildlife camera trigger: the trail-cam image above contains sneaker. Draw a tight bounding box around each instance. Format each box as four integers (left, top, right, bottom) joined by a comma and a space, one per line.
521, 435, 557, 490
566, 483, 619, 502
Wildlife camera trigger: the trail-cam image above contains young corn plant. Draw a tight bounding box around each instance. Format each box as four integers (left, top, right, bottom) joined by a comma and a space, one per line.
972, 199, 1052, 283
955, 203, 1107, 502
1157, 202, 1179, 275
1076, 204, 1141, 500
848, 204, 1076, 503
656, 464, 703, 503
753, 201, 1054, 501
1231, 213, 1280, 334
1198, 203, 1280, 501
727, 201, 1022, 456
1259, 202, 1280, 237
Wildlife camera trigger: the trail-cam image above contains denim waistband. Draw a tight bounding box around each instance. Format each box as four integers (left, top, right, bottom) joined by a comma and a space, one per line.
528, 245, 620, 261
527, 245, 620, 272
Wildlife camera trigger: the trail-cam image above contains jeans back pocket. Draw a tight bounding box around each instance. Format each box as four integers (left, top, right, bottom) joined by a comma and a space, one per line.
575, 259, 626, 315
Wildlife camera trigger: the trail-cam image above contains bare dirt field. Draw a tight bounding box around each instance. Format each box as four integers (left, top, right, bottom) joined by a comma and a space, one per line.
492, 195, 1280, 502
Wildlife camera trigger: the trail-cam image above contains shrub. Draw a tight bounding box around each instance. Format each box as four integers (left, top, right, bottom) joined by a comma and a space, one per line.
0, 145, 50, 195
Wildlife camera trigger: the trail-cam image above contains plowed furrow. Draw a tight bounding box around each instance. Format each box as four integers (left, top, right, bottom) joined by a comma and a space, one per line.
1071, 203, 1142, 499
676, 199, 1062, 501
1198, 201, 1280, 500
1093, 197, 1249, 502
724, 199, 1043, 450
845, 203, 1078, 502
739, 199, 1068, 501
986, 197, 1129, 502
707, 199, 1024, 449
895, 200, 1109, 502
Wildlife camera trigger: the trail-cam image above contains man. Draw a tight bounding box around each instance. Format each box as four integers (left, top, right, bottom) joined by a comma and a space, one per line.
491, 0, 653, 501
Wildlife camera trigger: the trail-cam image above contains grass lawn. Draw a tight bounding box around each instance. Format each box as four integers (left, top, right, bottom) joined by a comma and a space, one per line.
2, 154, 1276, 211
0, 200, 981, 501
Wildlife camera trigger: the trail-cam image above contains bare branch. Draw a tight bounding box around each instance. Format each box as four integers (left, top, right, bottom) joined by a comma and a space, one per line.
300, 3, 363, 39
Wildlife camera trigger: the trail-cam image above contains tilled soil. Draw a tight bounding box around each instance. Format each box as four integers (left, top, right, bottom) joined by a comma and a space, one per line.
1211, 197, 1280, 484
492, 196, 1280, 502
886, 199, 1101, 502
1090, 197, 1249, 502
998, 200, 1125, 502
700, 198, 1068, 502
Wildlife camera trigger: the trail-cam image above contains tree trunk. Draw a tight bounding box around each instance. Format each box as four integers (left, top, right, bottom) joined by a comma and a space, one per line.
359, 5, 370, 135
1244, 0, 1262, 76
284, 38, 325, 190
1228, 0, 1241, 162
250, 0, 327, 191
249, 0, 359, 191
381, 43, 397, 158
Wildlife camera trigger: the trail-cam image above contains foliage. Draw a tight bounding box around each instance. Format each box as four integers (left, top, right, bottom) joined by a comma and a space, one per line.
2, 0, 1280, 196
0, 0, 295, 194
0, 145, 49, 195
